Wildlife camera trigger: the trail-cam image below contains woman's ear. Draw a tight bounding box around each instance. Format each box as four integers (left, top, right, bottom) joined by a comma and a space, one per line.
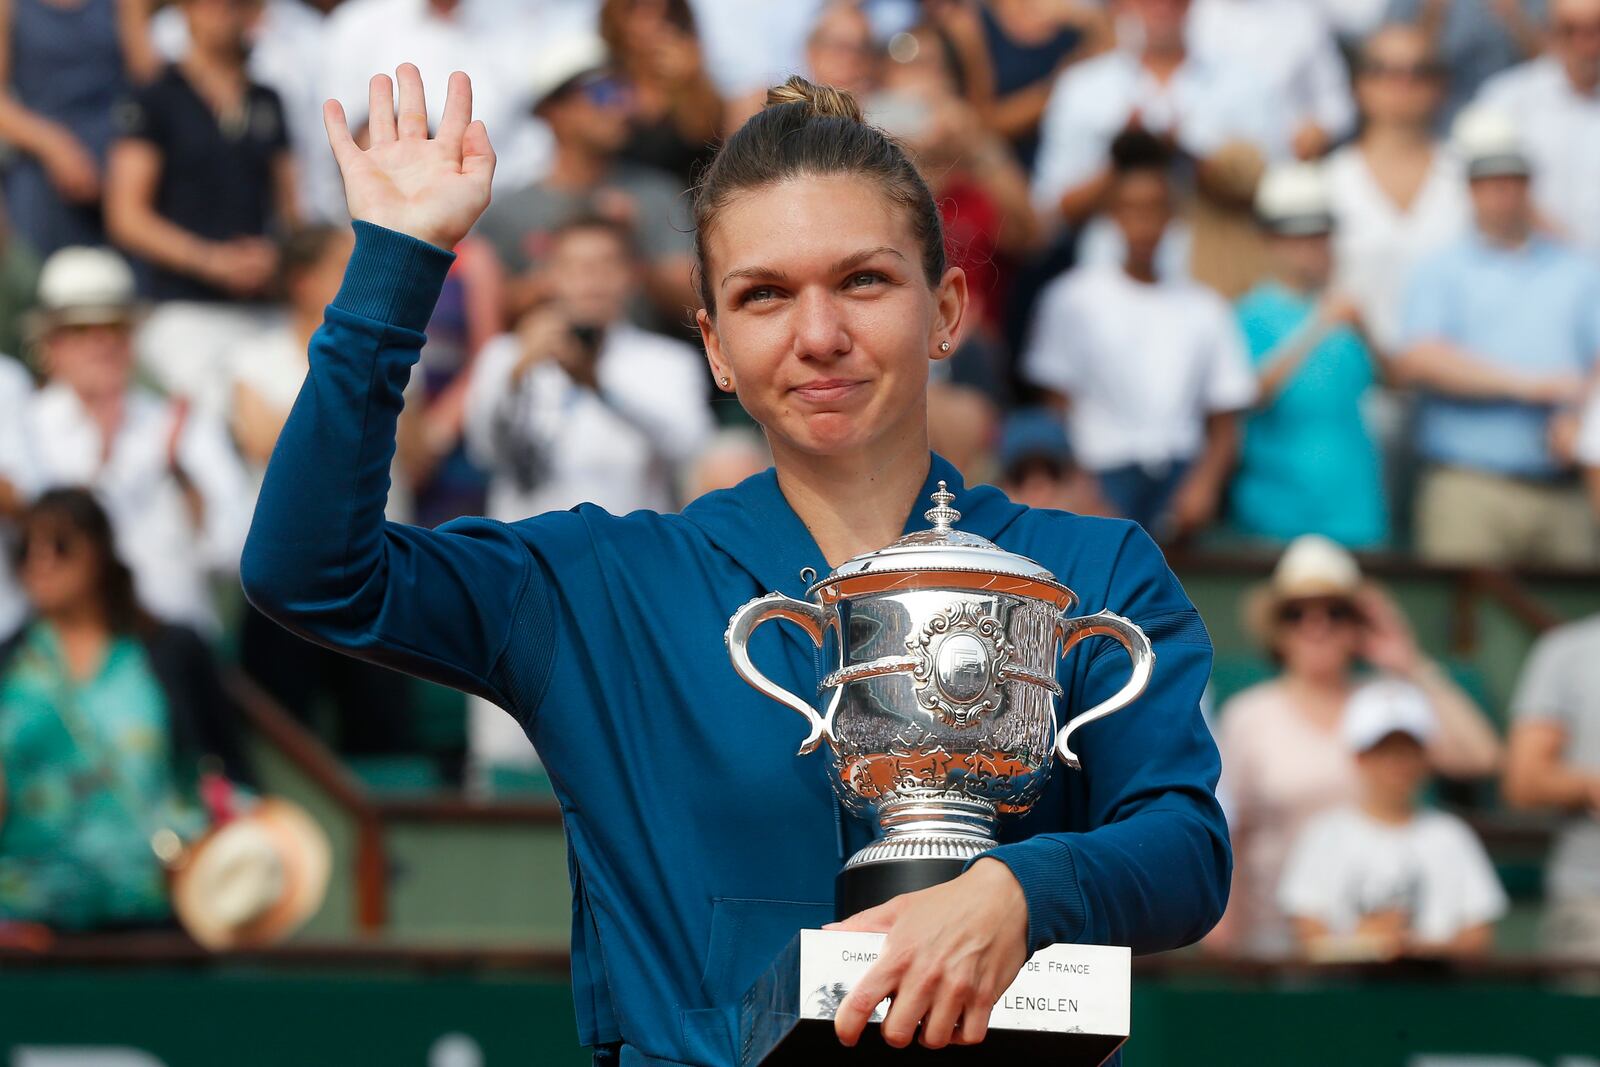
932, 266, 969, 360
697, 307, 733, 391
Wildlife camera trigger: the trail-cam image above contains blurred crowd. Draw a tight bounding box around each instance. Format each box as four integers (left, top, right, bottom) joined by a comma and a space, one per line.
1, 0, 1599, 959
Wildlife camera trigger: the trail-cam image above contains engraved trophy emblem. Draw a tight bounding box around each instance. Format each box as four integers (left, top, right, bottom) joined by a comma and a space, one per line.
726, 483, 1155, 916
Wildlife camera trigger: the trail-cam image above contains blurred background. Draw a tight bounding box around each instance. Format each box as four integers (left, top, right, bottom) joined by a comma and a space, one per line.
1, 0, 1600, 1063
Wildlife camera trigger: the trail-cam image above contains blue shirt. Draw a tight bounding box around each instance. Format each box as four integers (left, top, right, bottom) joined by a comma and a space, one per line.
1232, 283, 1387, 547
1400, 233, 1600, 478
241, 223, 1231, 1067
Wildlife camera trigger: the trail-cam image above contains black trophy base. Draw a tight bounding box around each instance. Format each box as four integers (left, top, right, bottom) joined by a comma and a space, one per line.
835, 858, 968, 918
755, 1019, 1125, 1067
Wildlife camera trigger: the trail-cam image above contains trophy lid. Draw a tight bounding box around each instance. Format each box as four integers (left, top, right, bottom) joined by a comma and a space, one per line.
811, 482, 1068, 599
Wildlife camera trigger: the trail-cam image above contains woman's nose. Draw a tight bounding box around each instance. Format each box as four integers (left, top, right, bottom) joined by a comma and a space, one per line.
791, 288, 851, 362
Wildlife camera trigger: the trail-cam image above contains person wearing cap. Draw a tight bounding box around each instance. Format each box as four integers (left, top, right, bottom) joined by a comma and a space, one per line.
995, 407, 1109, 517
473, 31, 697, 328
1211, 534, 1501, 957
1474, 0, 1600, 258
1277, 679, 1507, 960
1324, 25, 1469, 357
23, 246, 251, 633
1229, 161, 1387, 548
1023, 128, 1257, 539
1391, 104, 1600, 567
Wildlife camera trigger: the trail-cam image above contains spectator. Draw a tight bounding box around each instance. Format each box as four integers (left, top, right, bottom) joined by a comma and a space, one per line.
1389, 0, 1547, 122
682, 427, 770, 501
1504, 614, 1600, 958
687, 0, 824, 101
1326, 24, 1470, 355
1023, 131, 1256, 537
1212, 535, 1502, 958
806, 2, 880, 100
0, 350, 37, 641
1186, 0, 1356, 160
995, 407, 1110, 516
474, 32, 696, 328
0, 488, 252, 932
228, 226, 352, 484
1475, 0, 1600, 258
465, 214, 711, 523
970, 0, 1106, 170
1393, 106, 1600, 567
0, 0, 157, 257
1279, 679, 1507, 961
154, 0, 345, 224
1231, 163, 1387, 548
871, 21, 1039, 346
106, 0, 298, 418
24, 246, 251, 632
463, 214, 711, 793
598, 0, 724, 188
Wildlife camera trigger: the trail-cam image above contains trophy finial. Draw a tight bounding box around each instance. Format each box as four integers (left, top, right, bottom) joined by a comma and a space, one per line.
924, 480, 960, 532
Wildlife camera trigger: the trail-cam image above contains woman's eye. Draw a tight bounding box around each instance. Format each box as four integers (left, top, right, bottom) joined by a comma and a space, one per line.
847, 272, 885, 289
743, 286, 777, 305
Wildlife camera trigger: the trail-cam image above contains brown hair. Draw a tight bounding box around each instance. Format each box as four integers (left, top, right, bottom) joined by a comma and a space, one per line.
18, 487, 151, 635
690, 75, 946, 315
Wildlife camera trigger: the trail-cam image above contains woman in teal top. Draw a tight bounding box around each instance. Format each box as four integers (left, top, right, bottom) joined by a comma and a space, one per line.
0, 489, 250, 929
1231, 174, 1388, 549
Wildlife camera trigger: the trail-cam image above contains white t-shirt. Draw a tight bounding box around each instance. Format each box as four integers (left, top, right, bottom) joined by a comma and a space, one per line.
0, 357, 40, 641
1476, 57, 1600, 258
1186, 0, 1355, 141
1325, 142, 1471, 353
27, 383, 252, 633
1279, 806, 1508, 944
1031, 48, 1282, 216
464, 323, 713, 521
1022, 263, 1258, 471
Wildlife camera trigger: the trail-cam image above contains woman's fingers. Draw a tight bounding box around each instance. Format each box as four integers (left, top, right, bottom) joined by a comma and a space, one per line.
395, 63, 429, 140
916, 981, 970, 1049
953, 998, 993, 1045
322, 99, 358, 171
437, 70, 472, 153
368, 72, 397, 144
832, 962, 897, 1047
878, 971, 934, 1048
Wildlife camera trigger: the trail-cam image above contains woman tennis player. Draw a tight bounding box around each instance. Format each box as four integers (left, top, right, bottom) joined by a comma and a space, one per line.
242, 65, 1229, 1066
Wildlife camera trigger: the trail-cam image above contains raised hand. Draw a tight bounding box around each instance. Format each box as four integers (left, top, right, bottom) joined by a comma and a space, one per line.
323, 65, 495, 250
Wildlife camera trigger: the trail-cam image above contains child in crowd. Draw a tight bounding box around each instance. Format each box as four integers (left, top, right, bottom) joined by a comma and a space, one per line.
1279, 679, 1507, 960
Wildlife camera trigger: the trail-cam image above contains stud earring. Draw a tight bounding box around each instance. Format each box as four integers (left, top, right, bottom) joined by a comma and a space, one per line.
720, 376, 731, 388
939, 341, 951, 352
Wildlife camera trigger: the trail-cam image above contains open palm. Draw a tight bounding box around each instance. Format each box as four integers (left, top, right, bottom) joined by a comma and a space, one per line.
324, 65, 495, 250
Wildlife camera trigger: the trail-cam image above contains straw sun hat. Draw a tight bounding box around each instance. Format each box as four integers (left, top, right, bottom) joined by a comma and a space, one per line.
1243, 535, 1371, 647
166, 797, 332, 951
23, 246, 143, 343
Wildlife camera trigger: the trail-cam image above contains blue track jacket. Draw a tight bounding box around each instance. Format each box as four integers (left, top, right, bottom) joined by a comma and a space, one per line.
240, 222, 1231, 1067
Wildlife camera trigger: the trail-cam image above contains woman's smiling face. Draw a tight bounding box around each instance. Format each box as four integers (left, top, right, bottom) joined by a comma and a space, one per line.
697, 173, 964, 459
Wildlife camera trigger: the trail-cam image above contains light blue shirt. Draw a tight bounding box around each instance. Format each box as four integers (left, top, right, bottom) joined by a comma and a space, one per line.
1400, 233, 1600, 478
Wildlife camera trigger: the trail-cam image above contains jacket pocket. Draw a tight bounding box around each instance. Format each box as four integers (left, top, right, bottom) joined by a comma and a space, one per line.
685, 897, 831, 1067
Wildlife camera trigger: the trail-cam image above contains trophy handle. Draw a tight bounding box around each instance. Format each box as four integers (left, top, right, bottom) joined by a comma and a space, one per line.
1054, 611, 1155, 770
725, 592, 830, 756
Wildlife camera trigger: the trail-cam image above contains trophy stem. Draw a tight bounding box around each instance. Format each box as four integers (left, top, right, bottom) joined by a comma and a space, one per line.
834, 795, 1000, 918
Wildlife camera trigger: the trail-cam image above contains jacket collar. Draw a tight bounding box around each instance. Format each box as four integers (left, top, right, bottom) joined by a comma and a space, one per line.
682, 453, 1028, 599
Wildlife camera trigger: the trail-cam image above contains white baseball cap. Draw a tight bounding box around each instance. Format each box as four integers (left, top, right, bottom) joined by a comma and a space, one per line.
1452, 105, 1531, 181
1342, 678, 1437, 753
526, 32, 610, 113
1255, 162, 1334, 236
31, 246, 139, 332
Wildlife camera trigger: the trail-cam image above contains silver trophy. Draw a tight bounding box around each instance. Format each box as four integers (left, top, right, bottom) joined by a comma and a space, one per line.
726, 483, 1154, 915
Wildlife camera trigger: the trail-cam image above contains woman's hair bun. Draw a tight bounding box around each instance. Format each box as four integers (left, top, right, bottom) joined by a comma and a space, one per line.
764, 75, 863, 124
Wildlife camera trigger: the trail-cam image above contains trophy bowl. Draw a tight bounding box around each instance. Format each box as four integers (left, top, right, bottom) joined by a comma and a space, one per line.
727, 484, 1154, 916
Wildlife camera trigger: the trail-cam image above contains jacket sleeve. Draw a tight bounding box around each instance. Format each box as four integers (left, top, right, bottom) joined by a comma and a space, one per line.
239, 222, 552, 714
969, 525, 1232, 955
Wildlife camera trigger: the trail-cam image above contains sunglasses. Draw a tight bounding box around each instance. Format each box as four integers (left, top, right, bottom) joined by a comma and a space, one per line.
1276, 599, 1361, 626
1358, 60, 1441, 81
1554, 18, 1600, 37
